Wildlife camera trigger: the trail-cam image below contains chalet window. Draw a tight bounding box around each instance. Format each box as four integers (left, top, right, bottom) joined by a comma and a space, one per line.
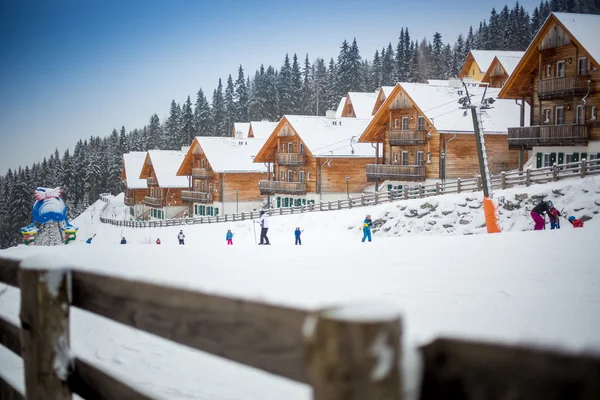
417, 116, 425, 130
401, 151, 409, 166
201, 182, 205, 192
307, 172, 311, 181
299, 143, 305, 154
472, 68, 475, 76
393, 152, 399, 164
282, 144, 286, 152
555, 107, 565, 125
394, 119, 398, 128
544, 109, 551, 123
417, 151, 424, 166
545, 65, 551, 77
543, 153, 552, 167
576, 105, 584, 124
578, 57, 587, 75
208, 183, 212, 193
280, 171, 285, 180
589, 154, 598, 161
591, 106, 597, 120
299, 171, 305, 182
288, 170, 293, 182
401, 117, 409, 130
201, 159, 205, 168
556, 61, 565, 78
566, 153, 574, 164
427, 152, 432, 163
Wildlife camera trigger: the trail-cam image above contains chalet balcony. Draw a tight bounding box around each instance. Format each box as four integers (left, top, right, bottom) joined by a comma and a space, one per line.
191, 168, 213, 180
538, 76, 590, 99
259, 180, 307, 195
147, 177, 158, 186
124, 195, 135, 206
277, 153, 306, 165
389, 129, 427, 146
366, 164, 426, 182
508, 125, 590, 149
144, 196, 165, 207
182, 190, 212, 203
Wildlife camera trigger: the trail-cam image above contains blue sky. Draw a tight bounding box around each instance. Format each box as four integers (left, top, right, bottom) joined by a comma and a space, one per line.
0, 0, 540, 174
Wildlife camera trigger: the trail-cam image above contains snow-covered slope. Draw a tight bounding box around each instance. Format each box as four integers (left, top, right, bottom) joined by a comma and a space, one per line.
1, 176, 599, 400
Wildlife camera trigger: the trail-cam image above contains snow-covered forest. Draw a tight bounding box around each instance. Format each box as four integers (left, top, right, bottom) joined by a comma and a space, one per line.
1, 0, 599, 249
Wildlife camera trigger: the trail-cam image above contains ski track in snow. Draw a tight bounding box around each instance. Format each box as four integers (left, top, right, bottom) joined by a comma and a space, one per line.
1, 176, 600, 399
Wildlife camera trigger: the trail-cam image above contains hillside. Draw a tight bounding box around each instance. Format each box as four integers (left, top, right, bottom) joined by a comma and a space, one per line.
0, 176, 599, 399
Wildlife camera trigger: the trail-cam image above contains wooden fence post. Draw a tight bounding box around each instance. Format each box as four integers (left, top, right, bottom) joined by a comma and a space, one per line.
328, 201, 332, 211
374, 193, 378, 205
501, 171, 506, 189
403, 186, 408, 200
552, 163, 559, 181
457, 178, 462, 193
19, 259, 72, 399
526, 168, 531, 187
337, 200, 341, 209
435, 182, 440, 195
476, 175, 482, 191
580, 159, 587, 178
418, 184, 423, 198
361, 195, 365, 206
304, 304, 402, 400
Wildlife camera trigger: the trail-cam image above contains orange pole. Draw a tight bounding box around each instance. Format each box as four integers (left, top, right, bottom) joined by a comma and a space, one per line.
483, 196, 501, 233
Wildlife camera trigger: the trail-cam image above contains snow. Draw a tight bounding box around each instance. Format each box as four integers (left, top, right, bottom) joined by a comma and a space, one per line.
284, 115, 375, 158
494, 53, 524, 76
426, 79, 449, 86
324, 302, 401, 322
346, 92, 378, 118
399, 82, 529, 133
1, 176, 600, 399
470, 50, 526, 74
233, 122, 251, 138
335, 96, 346, 117
554, 12, 600, 65
249, 121, 278, 139
194, 136, 268, 172
144, 150, 188, 188
122, 152, 148, 190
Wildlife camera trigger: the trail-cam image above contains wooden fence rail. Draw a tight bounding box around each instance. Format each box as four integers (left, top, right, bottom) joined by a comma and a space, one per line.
100, 159, 600, 228
2, 256, 600, 399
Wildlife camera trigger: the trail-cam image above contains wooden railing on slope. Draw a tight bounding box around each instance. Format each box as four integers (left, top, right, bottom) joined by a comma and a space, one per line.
99, 159, 600, 228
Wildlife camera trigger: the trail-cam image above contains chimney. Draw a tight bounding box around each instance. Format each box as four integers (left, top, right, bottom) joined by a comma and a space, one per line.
325, 110, 336, 119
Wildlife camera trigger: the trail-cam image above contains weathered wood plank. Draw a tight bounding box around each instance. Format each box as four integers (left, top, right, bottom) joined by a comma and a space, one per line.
0, 257, 20, 288
69, 357, 154, 400
0, 375, 24, 400
420, 338, 600, 400
71, 271, 310, 383
20, 266, 71, 399
0, 315, 21, 357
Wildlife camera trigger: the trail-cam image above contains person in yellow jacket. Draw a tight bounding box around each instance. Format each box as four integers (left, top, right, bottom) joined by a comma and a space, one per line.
361, 215, 373, 242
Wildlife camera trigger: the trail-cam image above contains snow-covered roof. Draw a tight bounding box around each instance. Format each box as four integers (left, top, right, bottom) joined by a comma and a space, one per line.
470, 50, 525, 73
400, 82, 526, 134
284, 116, 375, 158
195, 137, 268, 172
233, 122, 250, 138
554, 12, 600, 63
495, 53, 524, 76
249, 121, 278, 139
146, 150, 189, 188
426, 79, 450, 86
346, 92, 378, 118
122, 152, 148, 189
381, 86, 395, 99
335, 96, 346, 118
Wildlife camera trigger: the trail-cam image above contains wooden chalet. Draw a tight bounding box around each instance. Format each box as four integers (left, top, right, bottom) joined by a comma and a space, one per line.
253, 114, 375, 207
121, 152, 148, 220
337, 91, 378, 118
176, 136, 268, 215
138, 150, 188, 219
358, 82, 522, 184
459, 50, 525, 82
481, 52, 524, 88
499, 12, 600, 167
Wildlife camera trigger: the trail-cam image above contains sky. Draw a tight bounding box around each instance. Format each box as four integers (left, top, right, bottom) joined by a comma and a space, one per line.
0, 0, 540, 174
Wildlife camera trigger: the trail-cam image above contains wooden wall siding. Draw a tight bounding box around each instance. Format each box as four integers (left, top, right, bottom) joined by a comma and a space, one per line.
162, 188, 184, 207
539, 23, 572, 51
465, 60, 484, 81
320, 157, 374, 193
125, 189, 146, 204
488, 71, 508, 88
222, 172, 268, 202
440, 134, 520, 179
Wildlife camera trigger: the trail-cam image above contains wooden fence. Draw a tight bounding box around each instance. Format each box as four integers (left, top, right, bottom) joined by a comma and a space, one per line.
1, 257, 599, 399
100, 159, 600, 228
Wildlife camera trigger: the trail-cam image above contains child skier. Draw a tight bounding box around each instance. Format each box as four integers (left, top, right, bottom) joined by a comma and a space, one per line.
120, 237, 127, 244
178, 230, 185, 245
294, 227, 302, 245
530, 200, 553, 230
156, 238, 161, 245
361, 215, 373, 242
226, 230, 234, 245
568, 215, 584, 228
548, 206, 561, 229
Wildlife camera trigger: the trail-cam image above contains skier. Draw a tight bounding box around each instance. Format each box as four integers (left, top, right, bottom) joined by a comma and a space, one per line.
226, 230, 234, 245
295, 227, 302, 245
156, 238, 161, 245
567, 215, 584, 228
531, 200, 553, 230
254, 210, 270, 245
361, 214, 373, 243
548, 206, 562, 229
120, 237, 127, 244
177, 230, 185, 245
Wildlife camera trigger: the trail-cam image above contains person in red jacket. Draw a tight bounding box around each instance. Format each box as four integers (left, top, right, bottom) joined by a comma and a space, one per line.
568, 216, 584, 228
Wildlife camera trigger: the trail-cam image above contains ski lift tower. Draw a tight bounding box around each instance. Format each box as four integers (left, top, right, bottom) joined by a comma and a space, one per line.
458, 81, 501, 234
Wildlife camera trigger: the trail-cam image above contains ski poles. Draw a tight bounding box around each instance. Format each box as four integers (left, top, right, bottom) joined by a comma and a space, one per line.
252, 220, 257, 244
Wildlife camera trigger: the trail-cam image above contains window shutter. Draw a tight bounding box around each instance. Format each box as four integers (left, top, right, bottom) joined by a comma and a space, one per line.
581, 152, 587, 160
557, 152, 564, 164
276, 197, 281, 208
387, 184, 392, 191
550, 152, 557, 165
572, 153, 579, 162
536, 152, 543, 168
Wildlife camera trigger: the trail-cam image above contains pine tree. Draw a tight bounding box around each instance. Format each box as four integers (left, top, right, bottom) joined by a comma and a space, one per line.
181, 96, 195, 146
147, 114, 162, 150
465, 26, 474, 56
325, 58, 338, 111
442, 44, 453, 79
119, 126, 129, 155
312, 58, 328, 115
381, 43, 396, 86
396, 28, 406, 82
301, 54, 314, 114
212, 78, 227, 136
264, 66, 280, 120
194, 88, 213, 136
235, 66, 249, 122
431, 32, 444, 79
224, 75, 237, 136
452, 35, 465, 78
278, 54, 293, 116
249, 66, 267, 120
291, 53, 303, 114
371, 50, 382, 90
164, 100, 181, 149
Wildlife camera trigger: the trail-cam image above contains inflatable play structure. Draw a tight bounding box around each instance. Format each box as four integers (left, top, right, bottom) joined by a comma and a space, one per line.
20, 187, 78, 245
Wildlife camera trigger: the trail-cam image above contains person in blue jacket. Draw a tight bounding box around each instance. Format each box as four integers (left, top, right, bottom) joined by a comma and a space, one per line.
120, 237, 127, 244
294, 227, 302, 245
226, 229, 234, 245
361, 215, 373, 243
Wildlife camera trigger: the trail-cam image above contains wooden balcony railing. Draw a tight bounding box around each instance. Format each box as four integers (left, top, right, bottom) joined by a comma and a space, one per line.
259, 180, 307, 195
538, 76, 590, 99
366, 164, 426, 182
147, 177, 158, 186
508, 125, 590, 149
389, 129, 427, 145
144, 196, 165, 207
277, 153, 306, 165
191, 168, 213, 180
182, 190, 212, 203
